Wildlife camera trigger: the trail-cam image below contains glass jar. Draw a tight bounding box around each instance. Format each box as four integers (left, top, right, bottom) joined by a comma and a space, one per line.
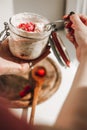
0, 12, 70, 68
8, 12, 51, 60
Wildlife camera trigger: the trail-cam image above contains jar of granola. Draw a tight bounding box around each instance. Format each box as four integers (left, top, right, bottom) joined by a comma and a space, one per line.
8, 12, 51, 60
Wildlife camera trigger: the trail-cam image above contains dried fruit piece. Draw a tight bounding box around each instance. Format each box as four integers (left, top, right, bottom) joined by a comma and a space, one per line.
35, 66, 46, 77
19, 85, 32, 97
17, 22, 36, 32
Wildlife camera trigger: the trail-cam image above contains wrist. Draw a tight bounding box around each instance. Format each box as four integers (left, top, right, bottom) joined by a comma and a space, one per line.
80, 53, 87, 63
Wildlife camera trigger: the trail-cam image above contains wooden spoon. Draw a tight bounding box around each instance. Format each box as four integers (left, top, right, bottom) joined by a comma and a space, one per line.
29, 66, 46, 125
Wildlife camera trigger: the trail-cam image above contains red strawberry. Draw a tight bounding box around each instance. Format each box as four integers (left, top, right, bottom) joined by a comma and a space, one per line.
19, 90, 26, 97
35, 67, 46, 77
17, 22, 35, 32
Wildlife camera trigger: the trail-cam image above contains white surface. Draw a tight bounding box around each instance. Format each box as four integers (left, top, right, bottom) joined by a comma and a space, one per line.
10, 30, 79, 126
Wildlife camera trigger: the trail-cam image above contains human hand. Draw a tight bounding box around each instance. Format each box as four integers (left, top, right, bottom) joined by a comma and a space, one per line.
65, 14, 87, 62
0, 39, 50, 76
0, 39, 30, 76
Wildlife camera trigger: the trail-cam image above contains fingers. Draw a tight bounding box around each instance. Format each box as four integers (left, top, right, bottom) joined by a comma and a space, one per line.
79, 14, 87, 25
65, 13, 87, 61
66, 33, 74, 43
20, 63, 30, 74
64, 14, 87, 49
0, 58, 30, 76
66, 33, 78, 49
13, 63, 30, 76
70, 14, 86, 30
64, 13, 87, 29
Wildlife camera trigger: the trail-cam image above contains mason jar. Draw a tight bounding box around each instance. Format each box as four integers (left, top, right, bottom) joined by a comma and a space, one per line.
8, 12, 51, 60
0, 12, 70, 67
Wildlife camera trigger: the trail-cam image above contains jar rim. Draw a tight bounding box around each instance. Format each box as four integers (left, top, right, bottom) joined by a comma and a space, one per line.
9, 12, 52, 39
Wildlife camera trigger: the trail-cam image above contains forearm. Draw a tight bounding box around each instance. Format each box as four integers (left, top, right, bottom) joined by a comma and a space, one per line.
71, 57, 87, 88
55, 57, 87, 129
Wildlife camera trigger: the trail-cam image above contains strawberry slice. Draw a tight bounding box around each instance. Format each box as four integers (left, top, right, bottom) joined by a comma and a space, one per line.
17, 22, 36, 32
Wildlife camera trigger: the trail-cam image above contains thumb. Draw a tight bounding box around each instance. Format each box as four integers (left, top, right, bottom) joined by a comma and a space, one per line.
70, 14, 86, 30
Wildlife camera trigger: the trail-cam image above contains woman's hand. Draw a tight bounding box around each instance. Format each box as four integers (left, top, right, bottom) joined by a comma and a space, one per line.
0, 39, 30, 76
0, 39, 50, 76
65, 14, 87, 62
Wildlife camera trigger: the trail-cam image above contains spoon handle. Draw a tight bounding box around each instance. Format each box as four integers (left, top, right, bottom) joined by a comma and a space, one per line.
29, 82, 42, 125
51, 19, 64, 24
44, 20, 64, 31
46, 20, 64, 26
